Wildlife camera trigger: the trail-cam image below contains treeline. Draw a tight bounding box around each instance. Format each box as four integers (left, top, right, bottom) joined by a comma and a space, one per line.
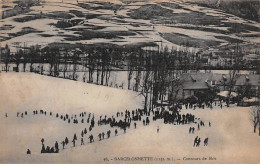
0, 43, 250, 110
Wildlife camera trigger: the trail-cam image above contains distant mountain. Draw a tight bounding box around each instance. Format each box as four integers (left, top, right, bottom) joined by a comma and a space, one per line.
191, 0, 260, 22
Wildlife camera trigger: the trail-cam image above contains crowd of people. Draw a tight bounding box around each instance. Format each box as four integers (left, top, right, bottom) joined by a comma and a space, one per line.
7, 103, 212, 154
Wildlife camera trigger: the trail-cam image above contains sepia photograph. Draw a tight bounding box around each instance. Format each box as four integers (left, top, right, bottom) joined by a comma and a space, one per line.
0, 0, 259, 164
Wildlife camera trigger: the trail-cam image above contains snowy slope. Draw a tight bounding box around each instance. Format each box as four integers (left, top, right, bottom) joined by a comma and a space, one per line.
0, 73, 259, 163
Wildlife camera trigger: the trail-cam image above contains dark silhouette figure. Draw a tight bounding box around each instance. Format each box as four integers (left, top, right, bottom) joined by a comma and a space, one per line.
107, 130, 111, 138
46, 146, 50, 153
102, 132, 105, 139
55, 141, 59, 152
134, 122, 136, 129
157, 126, 159, 133
65, 137, 69, 145
204, 138, 208, 146
209, 122, 211, 127
41, 138, 44, 145
193, 136, 198, 147
81, 131, 84, 137
27, 149, 31, 154
81, 138, 84, 145
72, 139, 76, 147
73, 133, 77, 141
98, 133, 102, 141
61, 141, 65, 149
89, 135, 94, 143
41, 144, 46, 153
196, 138, 201, 147
115, 129, 118, 136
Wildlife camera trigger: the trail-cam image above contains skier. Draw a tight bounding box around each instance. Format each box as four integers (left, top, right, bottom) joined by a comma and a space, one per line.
115, 129, 118, 136
134, 122, 136, 129
84, 128, 87, 134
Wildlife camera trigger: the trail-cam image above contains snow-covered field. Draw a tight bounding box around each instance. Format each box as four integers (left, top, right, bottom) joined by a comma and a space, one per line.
0, 72, 259, 163
1, 0, 260, 52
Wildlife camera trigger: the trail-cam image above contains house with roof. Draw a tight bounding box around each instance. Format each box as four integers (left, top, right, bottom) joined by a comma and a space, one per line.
179, 73, 260, 100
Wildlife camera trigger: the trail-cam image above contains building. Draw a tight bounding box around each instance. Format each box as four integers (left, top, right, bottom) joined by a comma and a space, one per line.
179, 73, 260, 99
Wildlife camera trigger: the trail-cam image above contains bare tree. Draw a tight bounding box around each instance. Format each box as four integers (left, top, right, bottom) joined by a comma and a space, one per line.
226, 68, 239, 107
3, 44, 10, 72
249, 106, 259, 133
63, 49, 69, 78
139, 70, 153, 111
15, 49, 23, 72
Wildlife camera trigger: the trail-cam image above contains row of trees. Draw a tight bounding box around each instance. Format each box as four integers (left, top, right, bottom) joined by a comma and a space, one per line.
0, 44, 257, 110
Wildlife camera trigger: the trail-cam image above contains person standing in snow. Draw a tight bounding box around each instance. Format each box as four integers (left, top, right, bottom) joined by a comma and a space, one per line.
72, 139, 76, 147
204, 138, 208, 146
41, 138, 44, 145
193, 136, 198, 147
55, 141, 59, 152
81, 138, 84, 145
98, 133, 102, 141
196, 138, 201, 147
61, 141, 65, 149
65, 137, 69, 145
73, 133, 77, 141
102, 132, 105, 139
27, 149, 31, 154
